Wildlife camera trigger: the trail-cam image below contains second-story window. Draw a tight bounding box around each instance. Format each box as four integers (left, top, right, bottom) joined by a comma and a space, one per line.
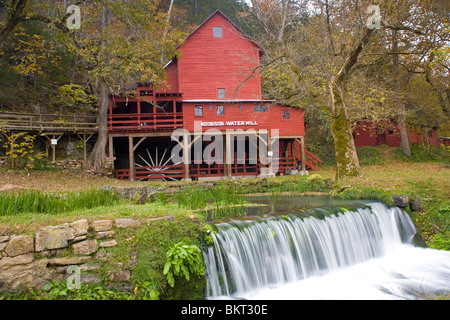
217, 105, 224, 116
213, 26, 223, 38
254, 105, 267, 112
218, 88, 225, 99
282, 110, 290, 119
195, 105, 203, 116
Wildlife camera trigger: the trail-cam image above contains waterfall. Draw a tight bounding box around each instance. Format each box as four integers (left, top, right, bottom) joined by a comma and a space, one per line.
203, 201, 450, 300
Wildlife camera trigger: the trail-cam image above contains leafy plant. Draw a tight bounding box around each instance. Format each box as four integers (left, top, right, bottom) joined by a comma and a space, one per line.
0, 129, 44, 170
306, 174, 333, 192
134, 281, 160, 300
22, 280, 132, 300
427, 233, 450, 251
163, 241, 204, 288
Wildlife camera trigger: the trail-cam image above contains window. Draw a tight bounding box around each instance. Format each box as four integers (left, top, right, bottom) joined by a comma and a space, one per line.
213, 26, 223, 38
217, 105, 224, 116
254, 105, 267, 113
282, 110, 290, 119
195, 105, 203, 116
218, 88, 225, 99
388, 126, 394, 135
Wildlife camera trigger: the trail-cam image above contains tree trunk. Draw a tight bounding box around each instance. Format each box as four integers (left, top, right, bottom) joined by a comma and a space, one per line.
392, 30, 411, 156
89, 82, 109, 173
89, 2, 110, 173
329, 79, 361, 179
327, 27, 374, 179
163, 0, 175, 40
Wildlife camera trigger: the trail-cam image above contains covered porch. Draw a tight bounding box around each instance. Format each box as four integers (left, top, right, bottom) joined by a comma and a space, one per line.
108, 86, 183, 133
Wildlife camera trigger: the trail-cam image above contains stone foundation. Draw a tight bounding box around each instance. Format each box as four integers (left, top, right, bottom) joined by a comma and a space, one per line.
0, 216, 174, 293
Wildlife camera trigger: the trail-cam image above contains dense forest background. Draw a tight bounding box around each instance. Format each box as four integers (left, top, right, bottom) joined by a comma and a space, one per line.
0, 0, 449, 175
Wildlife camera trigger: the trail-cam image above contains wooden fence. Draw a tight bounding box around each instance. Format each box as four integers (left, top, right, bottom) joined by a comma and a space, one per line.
0, 112, 98, 133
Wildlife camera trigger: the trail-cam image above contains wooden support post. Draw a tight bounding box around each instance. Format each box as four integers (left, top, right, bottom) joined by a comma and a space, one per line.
183, 132, 191, 181
108, 135, 113, 159
267, 130, 273, 176
225, 131, 232, 178
45, 134, 63, 163
300, 136, 306, 173
173, 99, 177, 128
51, 136, 56, 163
137, 100, 141, 130
129, 135, 135, 181
128, 135, 147, 182
77, 133, 94, 163
295, 137, 307, 174
291, 139, 298, 169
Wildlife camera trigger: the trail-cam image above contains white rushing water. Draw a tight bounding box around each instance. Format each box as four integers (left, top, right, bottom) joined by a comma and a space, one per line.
203, 201, 450, 300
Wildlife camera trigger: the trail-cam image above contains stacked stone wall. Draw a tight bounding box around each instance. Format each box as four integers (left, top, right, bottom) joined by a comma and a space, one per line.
0, 216, 174, 293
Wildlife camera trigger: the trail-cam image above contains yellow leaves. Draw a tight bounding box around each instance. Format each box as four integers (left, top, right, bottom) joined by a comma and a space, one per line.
13, 32, 61, 77
0, 129, 44, 170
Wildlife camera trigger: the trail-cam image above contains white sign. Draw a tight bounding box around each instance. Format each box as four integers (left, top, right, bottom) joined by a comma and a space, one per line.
51, 139, 58, 145
201, 120, 258, 127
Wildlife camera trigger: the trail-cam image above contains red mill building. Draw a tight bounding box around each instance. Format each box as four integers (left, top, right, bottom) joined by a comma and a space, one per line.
108, 11, 320, 181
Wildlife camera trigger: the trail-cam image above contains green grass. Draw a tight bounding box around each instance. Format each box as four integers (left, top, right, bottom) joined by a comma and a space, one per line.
393, 143, 449, 163
0, 188, 119, 216
0, 146, 449, 301
175, 184, 246, 210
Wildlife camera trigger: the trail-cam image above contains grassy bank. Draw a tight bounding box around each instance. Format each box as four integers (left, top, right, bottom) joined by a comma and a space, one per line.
0, 154, 449, 299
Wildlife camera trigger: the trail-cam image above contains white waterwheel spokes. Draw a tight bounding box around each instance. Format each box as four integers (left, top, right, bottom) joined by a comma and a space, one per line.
135, 144, 182, 181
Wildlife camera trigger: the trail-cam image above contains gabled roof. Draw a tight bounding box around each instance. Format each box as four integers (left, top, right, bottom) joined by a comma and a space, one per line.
165, 10, 264, 68
183, 10, 265, 57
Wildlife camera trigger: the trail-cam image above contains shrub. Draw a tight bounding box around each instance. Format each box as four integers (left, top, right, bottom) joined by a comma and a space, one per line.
163, 241, 204, 288
306, 174, 333, 192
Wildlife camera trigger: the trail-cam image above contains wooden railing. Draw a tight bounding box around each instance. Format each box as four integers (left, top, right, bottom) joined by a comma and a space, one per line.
305, 149, 322, 171
108, 113, 183, 132
0, 112, 98, 132
190, 163, 224, 178
116, 169, 131, 181
274, 156, 297, 172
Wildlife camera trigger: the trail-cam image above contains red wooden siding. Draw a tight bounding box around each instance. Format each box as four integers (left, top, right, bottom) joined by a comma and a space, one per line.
353, 120, 440, 147
159, 59, 179, 93
176, 13, 263, 100
182, 102, 305, 136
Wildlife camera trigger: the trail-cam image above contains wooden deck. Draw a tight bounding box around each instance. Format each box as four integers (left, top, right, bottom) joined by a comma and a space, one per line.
108, 112, 183, 133
0, 112, 98, 133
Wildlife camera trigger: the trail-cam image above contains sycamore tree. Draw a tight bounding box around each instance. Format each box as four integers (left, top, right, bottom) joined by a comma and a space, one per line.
248, 0, 377, 178
247, 0, 449, 179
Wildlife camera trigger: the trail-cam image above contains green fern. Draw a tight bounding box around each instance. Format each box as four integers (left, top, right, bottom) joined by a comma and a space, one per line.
163, 241, 204, 287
